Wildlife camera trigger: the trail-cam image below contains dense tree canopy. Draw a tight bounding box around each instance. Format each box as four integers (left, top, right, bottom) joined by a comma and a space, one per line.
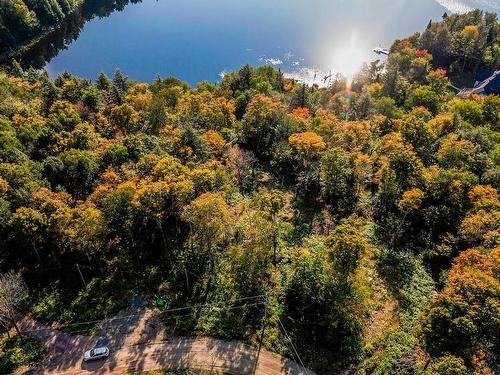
0, 0, 80, 51
0, 9, 499, 375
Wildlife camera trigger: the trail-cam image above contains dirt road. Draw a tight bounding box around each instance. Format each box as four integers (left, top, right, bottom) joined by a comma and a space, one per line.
19, 308, 313, 375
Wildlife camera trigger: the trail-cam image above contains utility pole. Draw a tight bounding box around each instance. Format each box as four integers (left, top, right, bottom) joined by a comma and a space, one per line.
252, 295, 268, 375
76, 263, 86, 287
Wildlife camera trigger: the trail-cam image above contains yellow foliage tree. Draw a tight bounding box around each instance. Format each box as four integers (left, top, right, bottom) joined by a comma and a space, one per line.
203, 130, 226, 155
289, 131, 326, 160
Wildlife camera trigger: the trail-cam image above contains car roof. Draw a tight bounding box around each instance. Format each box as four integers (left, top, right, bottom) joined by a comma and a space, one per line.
93, 347, 108, 355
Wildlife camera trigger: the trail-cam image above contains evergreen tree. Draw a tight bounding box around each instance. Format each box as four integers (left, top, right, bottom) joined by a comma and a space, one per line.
289, 84, 310, 109
0, 23, 16, 49
9, 60, 24, 78
40, 72, 59, 115
277, 68, 285, 92
25, 0, 62, 26
111, 83, 124, 105
237, 64, 253, 92
113, 68, 128, 96
148, 96, 167, 134
56, 0, 72, 14
96, 71, 111, 91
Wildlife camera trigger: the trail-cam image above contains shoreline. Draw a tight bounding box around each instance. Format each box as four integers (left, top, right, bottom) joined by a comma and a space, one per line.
0, 1, 85, 66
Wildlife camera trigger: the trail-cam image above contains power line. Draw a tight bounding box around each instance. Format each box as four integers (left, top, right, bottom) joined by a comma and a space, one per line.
162, 302, 265, 322
263, 318, 311, 375
252, 294, 268, 375
276, 328, 301, 369
277, 317, 309, 375
20, 299, 311, 374
272, 319, 302, 370
157, 295, 265, 314
24, 301, 267, 337
21, 295, 265, 333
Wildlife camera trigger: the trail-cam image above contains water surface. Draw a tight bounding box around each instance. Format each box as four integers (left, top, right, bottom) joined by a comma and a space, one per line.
14, 0, 500, 85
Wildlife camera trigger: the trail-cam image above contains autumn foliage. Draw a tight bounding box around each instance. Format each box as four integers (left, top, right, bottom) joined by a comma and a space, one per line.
0, 10, 499, 375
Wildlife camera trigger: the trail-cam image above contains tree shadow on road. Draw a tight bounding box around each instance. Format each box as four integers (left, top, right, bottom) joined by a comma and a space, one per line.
20, 306, 146, 374
22, 307, 314, 375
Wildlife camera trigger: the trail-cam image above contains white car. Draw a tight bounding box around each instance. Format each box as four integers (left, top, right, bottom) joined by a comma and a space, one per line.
83, 346, 110, 362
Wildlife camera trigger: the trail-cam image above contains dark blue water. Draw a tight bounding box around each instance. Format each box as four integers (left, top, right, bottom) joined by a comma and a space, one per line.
23, 0, 500, 85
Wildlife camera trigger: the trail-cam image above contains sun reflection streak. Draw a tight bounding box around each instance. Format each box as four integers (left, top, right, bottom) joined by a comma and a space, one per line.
284, 29, 376, 88
329, 31, 370, 82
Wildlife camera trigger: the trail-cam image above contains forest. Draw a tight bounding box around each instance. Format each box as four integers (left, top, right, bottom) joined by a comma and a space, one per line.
0, 0, 82, 52
0, 0, 145, 54
0, 8, 499, 375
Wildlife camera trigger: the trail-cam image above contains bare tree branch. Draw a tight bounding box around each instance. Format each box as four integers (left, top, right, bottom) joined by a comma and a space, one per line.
0, 271, 27, 334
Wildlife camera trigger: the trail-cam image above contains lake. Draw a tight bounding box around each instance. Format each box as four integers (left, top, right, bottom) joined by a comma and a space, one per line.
12, 0, 500, 85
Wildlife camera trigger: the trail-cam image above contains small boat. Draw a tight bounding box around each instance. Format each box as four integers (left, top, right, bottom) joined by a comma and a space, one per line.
373, 47, 389, 56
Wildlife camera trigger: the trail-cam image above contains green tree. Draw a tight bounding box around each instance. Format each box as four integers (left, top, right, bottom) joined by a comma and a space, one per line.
109, 104, 140, 133
240, 94, 288, 160
8, 207, 46, 263
428, 356, 468, 375
483, 95, 500, 130
40, 73, 59, 115
453, 99, 483, 125
320, 147, 357, 215
81, 85, 103, 112
421, 248, 499, 370
100, 187, 137, 264
182, 192, 234, 299
113, 68, 128, 95
400, 108, 435, 163
181, 192, 233, 259
284, 240, 365, 373
253, 188, 289, 264
289, 84, 310, 110
59, 149, 99, 198
48, 100, 81, 131
327, 215, 368, 283
405, 85, 440, 114
96, 71, 111, 91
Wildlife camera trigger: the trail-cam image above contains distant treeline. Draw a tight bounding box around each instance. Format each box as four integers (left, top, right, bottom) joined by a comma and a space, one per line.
1, 0, 143, 68
0, 0, 143, 53
411, 10, 500, 76
0, 0, 82, 51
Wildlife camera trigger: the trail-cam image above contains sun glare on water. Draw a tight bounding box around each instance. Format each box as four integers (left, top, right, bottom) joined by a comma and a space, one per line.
285, 30, 375, 87
329, 32, 371, 82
